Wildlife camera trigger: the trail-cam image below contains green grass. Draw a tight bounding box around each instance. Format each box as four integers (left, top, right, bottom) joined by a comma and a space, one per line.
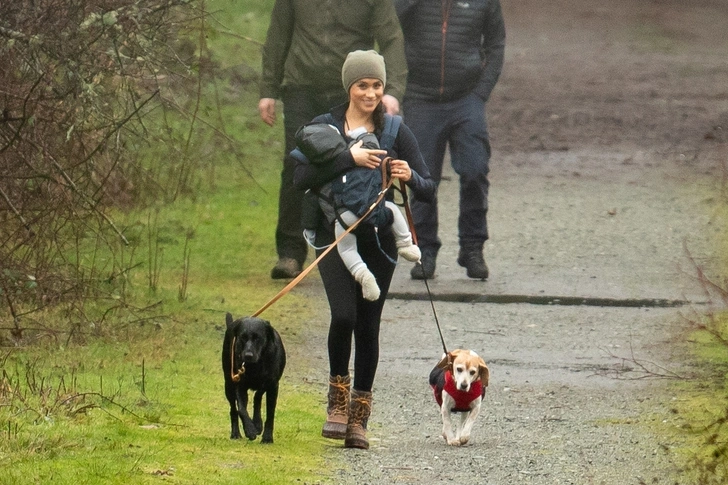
1, 165, 333, 483
0, 158, 334, 483
0, 1, 339, 484
2, 331, 330, 484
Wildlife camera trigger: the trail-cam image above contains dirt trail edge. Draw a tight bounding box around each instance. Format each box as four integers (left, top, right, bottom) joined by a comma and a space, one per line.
291, 0, 727, 483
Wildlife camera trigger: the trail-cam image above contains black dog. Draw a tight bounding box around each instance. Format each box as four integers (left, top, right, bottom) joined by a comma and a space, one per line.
222, 313, 286, 443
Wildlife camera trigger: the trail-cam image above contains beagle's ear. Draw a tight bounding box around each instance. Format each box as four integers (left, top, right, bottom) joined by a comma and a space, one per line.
478, 359, 490, 387
435, 352, 454, 370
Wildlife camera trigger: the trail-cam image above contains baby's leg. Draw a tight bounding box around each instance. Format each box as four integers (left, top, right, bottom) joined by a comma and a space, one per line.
386, 201, 421, 262
335, 214, 380, 301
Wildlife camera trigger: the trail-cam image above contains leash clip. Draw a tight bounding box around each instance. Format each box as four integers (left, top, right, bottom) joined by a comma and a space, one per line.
230, 336, 246, 382
232, 362, 246, 382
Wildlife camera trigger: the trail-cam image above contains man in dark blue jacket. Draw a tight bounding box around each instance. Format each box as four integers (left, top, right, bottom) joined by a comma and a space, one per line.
395, 0, 505, 280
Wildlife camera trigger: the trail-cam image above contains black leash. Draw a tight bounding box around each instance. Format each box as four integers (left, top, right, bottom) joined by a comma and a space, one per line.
397, 180, 449, 356
421, 267, 448, 355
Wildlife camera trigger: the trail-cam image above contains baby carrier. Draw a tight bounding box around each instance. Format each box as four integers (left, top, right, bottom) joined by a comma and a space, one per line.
293, 113, 402, 231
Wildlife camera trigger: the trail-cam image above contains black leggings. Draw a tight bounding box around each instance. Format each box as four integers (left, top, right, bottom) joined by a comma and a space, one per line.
316, 224, 397, 392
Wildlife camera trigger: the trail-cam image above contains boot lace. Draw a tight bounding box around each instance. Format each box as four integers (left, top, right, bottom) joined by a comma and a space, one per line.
327, 376, 350, 415
349, 393, 372, 429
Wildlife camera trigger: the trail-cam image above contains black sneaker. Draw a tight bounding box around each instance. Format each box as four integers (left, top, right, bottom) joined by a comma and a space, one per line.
271, 257, 302, 279
410, 252, 436, 280
457, 249, 489, 280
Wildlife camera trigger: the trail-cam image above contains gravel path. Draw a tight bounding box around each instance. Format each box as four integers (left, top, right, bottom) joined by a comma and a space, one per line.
291, 1, 728, 483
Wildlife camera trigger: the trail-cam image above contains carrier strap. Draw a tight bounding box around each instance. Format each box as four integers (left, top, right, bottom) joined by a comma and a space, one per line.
252, 158, 396, 317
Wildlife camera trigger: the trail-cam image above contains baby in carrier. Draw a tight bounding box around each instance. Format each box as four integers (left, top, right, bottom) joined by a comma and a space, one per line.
296, 122, 421, 301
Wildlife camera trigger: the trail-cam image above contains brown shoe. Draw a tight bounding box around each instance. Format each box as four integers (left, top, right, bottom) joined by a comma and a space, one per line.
322, 375, 350, 440
271, 257, 302, 279
345, 389, 372, 449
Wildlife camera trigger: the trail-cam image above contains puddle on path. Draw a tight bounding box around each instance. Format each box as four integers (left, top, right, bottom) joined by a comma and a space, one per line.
387, 292, 699, 308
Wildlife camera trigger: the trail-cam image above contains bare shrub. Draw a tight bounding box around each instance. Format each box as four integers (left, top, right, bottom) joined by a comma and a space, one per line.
681, 246, 728, 484
0, 0, 202, 337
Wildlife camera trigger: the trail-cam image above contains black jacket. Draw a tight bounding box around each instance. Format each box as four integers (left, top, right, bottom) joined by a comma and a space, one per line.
396, 0, 505, 103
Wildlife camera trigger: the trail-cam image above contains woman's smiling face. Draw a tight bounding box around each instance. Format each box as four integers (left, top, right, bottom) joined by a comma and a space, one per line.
348, 78, 384, 114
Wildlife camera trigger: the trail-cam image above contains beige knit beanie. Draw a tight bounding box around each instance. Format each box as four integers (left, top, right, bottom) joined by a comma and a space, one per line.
341, 50, 387, 93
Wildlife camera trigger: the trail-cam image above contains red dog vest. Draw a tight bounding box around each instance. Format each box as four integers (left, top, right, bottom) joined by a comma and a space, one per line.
432, 370, 483, 412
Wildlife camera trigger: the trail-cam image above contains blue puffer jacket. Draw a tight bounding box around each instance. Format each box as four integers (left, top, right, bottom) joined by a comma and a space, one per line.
395, 0, 505, 103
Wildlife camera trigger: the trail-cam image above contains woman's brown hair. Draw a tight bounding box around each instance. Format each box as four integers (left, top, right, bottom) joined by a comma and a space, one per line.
373, 102, 385, 134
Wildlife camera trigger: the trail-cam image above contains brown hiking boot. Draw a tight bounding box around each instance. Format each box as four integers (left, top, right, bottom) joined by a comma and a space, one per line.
345, 389, 372, 449
322, 375, 350, 440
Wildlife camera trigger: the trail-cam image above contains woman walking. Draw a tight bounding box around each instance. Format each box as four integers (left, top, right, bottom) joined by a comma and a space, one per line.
294, 50, 436, 449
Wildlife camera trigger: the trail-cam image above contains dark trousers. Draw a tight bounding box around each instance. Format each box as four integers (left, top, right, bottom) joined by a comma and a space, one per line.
276, 87, 347, 265
316, 224, 396, 393
403, 92, 491, 253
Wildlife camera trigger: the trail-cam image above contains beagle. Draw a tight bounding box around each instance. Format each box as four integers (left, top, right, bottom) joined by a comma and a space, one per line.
429, 349, 490, 446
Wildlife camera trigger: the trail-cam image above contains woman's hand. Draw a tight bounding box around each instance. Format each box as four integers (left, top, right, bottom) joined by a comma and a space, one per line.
389, 159, 413, 182
350, 140, 387, 169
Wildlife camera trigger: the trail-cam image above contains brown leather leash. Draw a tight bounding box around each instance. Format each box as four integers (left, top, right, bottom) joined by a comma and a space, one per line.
252, 158, 396, 318
250, 156, 449, 360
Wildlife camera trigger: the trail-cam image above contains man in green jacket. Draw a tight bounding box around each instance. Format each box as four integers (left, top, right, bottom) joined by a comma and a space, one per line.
259, 0, 407, 279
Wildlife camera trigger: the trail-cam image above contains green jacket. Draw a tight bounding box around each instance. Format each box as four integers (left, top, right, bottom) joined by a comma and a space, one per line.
260, 0, 407, 101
